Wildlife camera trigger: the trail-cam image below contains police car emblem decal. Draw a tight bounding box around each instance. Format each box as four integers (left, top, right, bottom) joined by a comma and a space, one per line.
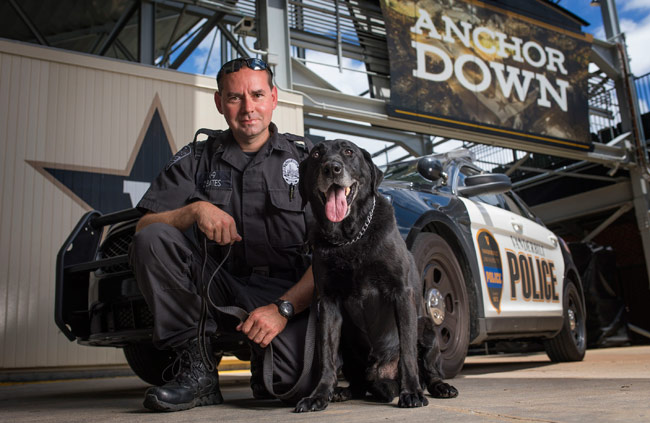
477, 230, 504, 313
282, 158, 300, 185
165, 145, 192, 170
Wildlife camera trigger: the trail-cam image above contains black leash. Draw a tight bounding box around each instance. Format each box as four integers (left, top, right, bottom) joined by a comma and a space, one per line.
198, 240, 234, 371
198, 238, 316, 401
262, 297, 317, 401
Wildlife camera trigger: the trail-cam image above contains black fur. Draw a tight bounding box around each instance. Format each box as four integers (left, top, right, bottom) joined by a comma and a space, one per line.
294, 140, 458, 413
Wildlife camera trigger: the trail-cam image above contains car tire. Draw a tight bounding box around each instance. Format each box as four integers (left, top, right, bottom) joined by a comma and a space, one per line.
411, 232, 470, 378
123, 344, 224, 386
544, 280, 587, 362
124, 344, 176, 386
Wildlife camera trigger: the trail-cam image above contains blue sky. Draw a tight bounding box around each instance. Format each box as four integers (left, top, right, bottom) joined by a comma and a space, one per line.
560, 0, 650, 75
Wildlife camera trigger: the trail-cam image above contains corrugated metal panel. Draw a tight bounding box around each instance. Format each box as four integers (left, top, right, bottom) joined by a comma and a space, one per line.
0, 39, 303, 369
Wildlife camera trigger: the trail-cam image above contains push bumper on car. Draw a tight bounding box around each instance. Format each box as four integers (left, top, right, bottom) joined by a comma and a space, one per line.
55, 208, 143, 341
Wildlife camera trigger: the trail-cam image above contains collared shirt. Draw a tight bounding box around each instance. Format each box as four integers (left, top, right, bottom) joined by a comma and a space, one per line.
138, 123, 313, 279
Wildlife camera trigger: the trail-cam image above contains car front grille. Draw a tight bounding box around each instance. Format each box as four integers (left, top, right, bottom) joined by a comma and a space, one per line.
97, 221, 137, 274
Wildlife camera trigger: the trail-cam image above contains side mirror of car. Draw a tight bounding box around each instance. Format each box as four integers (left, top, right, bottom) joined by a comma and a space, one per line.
417, 157, 446, 182
457, 173, 512, 197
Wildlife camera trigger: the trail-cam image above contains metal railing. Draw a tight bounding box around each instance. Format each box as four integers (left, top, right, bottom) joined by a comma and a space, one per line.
635, 71, 650, 115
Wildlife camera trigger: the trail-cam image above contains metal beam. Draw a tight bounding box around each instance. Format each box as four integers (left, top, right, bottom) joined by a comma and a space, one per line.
597, 0, 650, 287
304, 115, 426, 156
371, 144, 398, 159
140, 0, 156, 64
8, 0, 49, 46
583, 202, 634, 242
257, 0, 293, 90
215, 22, 249, 59
291, 57, 339, 91
531, 181, 633, 225
154, 0, 246, 22
293, 83, 629, 166
505, 153, 531, 176
513, 161, 601, 190
170, 12, 225, 69
160, 4, 186, 66
289, 29, 389, 72
514, 165, 621, 183
98, 0, 139, 56
591, 39, 622, 80
115, 38, 136, 62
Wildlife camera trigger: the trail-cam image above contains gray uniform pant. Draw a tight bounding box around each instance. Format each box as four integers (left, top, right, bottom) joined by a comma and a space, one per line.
129, 222, 317, 402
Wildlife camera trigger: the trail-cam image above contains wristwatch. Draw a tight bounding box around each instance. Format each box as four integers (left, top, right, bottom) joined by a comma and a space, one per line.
274, 299, 295, 320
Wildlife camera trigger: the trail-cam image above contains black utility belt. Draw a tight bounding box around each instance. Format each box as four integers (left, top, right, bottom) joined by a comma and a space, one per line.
235, 265, 296, 281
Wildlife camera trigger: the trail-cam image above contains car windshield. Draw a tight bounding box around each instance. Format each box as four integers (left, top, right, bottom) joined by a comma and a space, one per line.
383, 160, 423, 182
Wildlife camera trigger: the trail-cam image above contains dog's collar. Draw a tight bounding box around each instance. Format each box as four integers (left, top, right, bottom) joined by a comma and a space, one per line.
326, 196, 376, 247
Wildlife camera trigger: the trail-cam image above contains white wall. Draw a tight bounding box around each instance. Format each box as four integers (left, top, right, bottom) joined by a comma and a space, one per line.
0, 39, 304, 369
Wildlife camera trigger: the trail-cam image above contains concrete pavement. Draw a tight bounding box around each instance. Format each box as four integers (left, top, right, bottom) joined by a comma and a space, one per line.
1, 345, 649, 422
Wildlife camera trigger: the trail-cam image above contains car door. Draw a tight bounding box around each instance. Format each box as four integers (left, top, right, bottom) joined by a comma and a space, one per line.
456, 166, 564, 322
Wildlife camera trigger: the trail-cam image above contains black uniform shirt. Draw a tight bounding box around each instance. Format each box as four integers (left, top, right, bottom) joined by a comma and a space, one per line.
137, 123, 313, 280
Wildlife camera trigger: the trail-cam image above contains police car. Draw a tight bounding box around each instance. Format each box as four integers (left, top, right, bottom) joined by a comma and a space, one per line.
56, 148, 585, 383
380, 149, 586, 377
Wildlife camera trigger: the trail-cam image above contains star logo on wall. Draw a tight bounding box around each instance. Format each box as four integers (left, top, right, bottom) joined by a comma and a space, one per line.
27, 94, 177, 214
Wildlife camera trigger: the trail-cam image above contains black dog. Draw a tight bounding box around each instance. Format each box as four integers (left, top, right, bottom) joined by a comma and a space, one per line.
295, 139, 458, 412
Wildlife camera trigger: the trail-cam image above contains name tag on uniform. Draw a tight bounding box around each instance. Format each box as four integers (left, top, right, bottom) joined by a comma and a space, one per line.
201, 170, 232, 190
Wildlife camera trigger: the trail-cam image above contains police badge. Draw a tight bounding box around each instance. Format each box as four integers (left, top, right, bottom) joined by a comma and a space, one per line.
283, 158, 300, 201
282, 158, 300, 185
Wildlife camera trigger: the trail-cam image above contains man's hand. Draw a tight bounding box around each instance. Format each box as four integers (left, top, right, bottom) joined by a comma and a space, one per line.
193, 201, 242, 245
237, 304, 287, 348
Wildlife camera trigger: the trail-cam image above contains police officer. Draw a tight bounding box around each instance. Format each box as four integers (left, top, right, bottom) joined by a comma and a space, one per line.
130, 57, 316, 412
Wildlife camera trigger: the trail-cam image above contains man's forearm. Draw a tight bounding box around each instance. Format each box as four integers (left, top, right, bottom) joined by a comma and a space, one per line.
135, 203, 199, 232
280, 266, 314, 314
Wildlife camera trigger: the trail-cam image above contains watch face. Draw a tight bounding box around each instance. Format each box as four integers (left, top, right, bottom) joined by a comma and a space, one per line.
277, 301, 294, 318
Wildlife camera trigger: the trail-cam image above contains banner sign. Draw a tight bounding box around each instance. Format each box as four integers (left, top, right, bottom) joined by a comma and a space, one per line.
380, 0, 593, 151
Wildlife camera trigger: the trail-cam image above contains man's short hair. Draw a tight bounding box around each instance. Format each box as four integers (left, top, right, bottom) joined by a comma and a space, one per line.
216, 57, 274, 92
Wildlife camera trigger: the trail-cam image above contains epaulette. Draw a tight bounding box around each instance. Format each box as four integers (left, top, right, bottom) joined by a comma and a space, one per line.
192, 128, 223, 159
283, 133, 309, 153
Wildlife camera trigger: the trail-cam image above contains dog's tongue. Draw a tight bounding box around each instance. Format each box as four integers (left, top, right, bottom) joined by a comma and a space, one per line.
325, 186, 347, 222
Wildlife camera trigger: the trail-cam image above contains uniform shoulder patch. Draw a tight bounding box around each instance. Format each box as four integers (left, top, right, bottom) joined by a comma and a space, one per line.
165, 144, 192, 170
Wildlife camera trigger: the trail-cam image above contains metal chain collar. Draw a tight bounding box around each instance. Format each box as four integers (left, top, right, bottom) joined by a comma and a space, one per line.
326, 196, 376, 247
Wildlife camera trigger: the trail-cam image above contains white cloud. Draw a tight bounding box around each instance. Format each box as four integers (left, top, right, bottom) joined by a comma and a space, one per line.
304, 50, 370, 96
620, 0, 650, 11
585, 3, 650, 76
619, 16, 650, 75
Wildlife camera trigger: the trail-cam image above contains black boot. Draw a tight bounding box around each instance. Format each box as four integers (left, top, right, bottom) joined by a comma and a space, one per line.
143, 338, 223, 412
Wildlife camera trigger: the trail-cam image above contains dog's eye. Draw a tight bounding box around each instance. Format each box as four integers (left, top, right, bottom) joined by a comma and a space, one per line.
344, 149, 353, 156
311, 150, 320, 159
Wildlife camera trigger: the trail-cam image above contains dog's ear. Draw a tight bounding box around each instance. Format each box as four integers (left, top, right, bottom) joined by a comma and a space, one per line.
362, 148, 384, 195
299, 156, 310, 209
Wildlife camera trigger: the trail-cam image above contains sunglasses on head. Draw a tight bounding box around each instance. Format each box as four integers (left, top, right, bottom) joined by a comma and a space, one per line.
216, 58, 273, 82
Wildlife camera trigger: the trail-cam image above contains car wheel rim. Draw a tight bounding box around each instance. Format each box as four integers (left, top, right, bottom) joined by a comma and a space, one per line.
568, 289, 585, 349
425, 288, 446, 325
422, 253, 467, 355
567, 308, 576, 332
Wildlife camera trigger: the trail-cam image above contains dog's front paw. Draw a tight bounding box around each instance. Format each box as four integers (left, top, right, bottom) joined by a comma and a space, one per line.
294, 396, 329, 412
427, 380, 459, 398
397, 391, 429, 408
331, 387, 352, 402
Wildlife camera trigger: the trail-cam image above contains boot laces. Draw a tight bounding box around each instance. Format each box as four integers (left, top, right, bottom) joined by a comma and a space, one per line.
162, 346, 205, 384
